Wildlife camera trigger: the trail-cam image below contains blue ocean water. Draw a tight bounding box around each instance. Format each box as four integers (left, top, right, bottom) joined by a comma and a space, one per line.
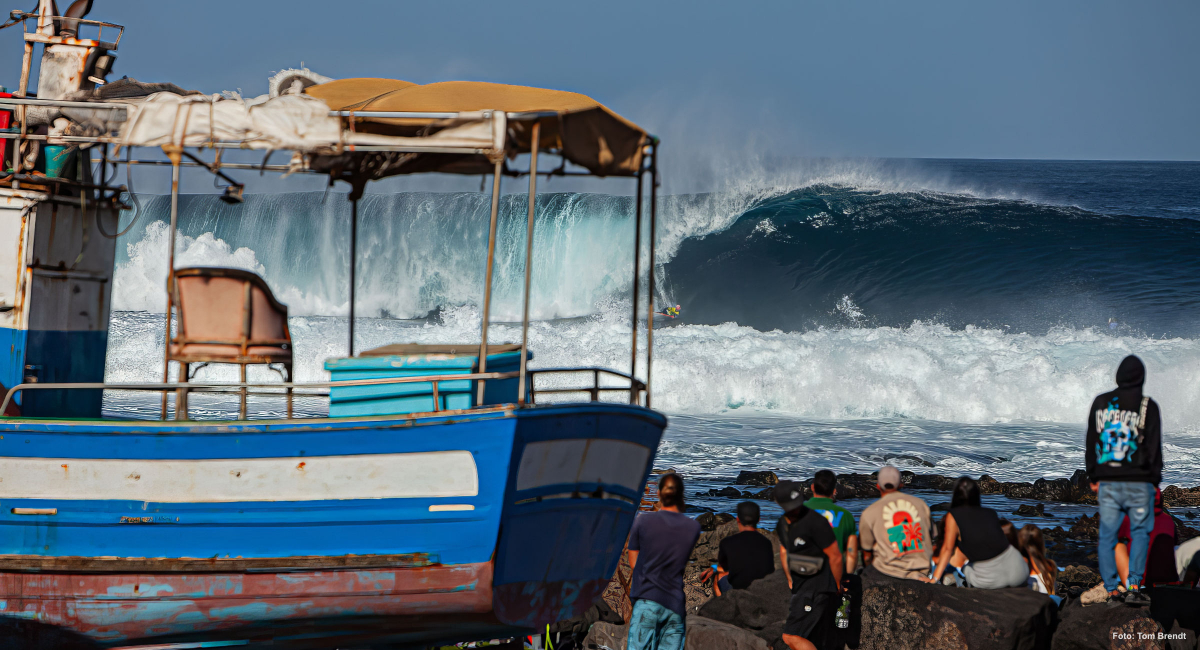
104, 159, 1200, 503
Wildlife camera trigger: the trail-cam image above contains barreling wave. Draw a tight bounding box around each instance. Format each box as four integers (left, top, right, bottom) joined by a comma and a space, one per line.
112, 182, 1200, 336
114, 192, 664, 320
666, 186, 1200, 337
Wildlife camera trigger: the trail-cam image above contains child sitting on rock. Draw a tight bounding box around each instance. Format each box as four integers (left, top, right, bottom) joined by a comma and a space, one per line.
1017, 524, 1058, 596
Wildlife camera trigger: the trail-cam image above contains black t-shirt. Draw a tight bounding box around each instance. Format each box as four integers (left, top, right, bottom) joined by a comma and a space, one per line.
774, 508, 837, 589
948, 506, 1009, 563
718, 530, 775, 590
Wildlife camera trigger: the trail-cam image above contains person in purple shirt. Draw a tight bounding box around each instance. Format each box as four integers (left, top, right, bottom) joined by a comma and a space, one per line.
627, 473, 702, 650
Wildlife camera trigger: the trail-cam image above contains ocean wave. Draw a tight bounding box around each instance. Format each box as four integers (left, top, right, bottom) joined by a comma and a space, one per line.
106, 309, 1200, 430
110, 182, 1200, 337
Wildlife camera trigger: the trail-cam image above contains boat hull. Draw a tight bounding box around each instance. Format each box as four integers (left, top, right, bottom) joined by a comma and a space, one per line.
0, 403, 665, 647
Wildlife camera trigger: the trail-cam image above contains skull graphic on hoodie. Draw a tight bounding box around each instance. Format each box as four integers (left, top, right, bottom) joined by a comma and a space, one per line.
1096, 397, 1141, 464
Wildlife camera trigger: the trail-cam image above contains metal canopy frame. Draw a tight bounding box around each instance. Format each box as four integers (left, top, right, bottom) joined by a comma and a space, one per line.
0, 95, 661, 420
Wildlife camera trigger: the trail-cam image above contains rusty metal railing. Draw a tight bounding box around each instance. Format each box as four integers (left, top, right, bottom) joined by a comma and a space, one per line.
0, 367, 648, 421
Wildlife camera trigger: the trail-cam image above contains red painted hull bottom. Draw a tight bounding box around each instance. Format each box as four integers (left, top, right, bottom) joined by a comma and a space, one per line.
0, 562, 530, 648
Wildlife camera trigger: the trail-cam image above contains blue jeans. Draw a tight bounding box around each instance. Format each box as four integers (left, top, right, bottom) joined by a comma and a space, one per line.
1098, 481, 1155, 592
628, 598, 686, 650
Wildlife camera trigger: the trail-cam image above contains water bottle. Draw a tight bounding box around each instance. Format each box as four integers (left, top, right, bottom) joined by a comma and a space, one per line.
835, 594, 850, 629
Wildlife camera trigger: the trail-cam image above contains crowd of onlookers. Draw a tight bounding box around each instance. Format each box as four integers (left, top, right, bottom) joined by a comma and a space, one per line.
623, 355, 1200, 650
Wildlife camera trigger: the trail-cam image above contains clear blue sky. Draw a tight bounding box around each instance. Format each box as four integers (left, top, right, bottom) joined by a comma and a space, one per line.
4, 0, 1197, 161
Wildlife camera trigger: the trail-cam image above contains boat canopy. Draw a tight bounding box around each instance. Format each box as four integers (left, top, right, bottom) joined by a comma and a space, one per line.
305, 79, 648, 178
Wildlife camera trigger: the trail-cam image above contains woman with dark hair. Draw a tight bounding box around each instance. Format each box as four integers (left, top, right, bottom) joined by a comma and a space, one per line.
929, 477, 1028, 589
1018, 524, 1058, 595
626, 473, 700, 650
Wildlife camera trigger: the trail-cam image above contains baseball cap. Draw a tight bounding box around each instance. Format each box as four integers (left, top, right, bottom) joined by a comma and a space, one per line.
877, 465, 901, 490
774, 480, 807, 512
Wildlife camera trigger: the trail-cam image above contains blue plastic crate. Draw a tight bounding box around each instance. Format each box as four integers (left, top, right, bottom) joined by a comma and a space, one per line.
325, 344, 530, 417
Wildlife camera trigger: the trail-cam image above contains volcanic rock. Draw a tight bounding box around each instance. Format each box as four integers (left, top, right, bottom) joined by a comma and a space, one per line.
1052, 596, 1196, 650
584, 615, 771, 650
736, 471, 778, 486
698, 566, 1057, 650
1069, 513, 1100, 541
1172, 514, 1199, 543
1013, 503, 1051, 517
1163, 484, 1200, 508
1057, 564, 1102, 595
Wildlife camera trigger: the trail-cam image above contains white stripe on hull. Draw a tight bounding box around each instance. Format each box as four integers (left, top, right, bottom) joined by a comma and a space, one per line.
0, 452, 478, 502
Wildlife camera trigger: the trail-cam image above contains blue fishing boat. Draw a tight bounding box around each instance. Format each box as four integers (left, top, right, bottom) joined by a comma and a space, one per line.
0, 3, 665, 647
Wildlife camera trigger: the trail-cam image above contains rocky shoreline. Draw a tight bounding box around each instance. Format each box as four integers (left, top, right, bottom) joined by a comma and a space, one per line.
580, 473, 1200, 650
588, 517, 1200, 650
697, 468, 1200, 511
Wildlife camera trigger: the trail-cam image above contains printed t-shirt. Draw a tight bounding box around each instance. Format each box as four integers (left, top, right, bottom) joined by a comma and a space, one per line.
804, 496, 857, 552
859, 491, 933, 580
774, 507, 838, 592
628, 510, 702, 618
1118, 509, 1179, 585
718, 530, 775, 590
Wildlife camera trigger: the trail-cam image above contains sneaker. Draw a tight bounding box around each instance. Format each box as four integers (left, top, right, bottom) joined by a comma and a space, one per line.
1123, 590, 1151, 607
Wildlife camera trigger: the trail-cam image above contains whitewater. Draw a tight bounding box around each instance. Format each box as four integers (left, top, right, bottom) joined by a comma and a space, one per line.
103, 159, 1200, 486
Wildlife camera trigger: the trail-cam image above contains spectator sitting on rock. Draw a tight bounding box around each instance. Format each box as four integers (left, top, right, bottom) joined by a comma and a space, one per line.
859, 465, 934, 581
627, 473, 701, 650
774, 479, 844, 650
805, 470, 860, 574
699, 501, 775, 597
1086, 354, 1161, 606
930, 477, 1029, 589
1017, 524, 1058, 595
1115, 487, 1177, 587
1177, 536, 1200, 587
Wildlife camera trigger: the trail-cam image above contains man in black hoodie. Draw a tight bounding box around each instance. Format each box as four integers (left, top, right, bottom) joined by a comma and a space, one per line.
1086, 355, 1162, 605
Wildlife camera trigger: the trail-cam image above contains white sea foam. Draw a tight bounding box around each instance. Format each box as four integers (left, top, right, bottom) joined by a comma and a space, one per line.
107, 308, 1200, 433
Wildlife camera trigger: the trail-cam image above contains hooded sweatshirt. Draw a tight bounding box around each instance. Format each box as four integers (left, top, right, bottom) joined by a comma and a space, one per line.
1085, 355, 1162, 484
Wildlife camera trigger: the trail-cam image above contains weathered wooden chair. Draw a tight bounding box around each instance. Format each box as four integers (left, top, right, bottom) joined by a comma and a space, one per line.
168, 267, 293, 419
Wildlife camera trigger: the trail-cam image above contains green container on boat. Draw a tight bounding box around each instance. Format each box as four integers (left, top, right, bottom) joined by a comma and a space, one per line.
43, 145, 73, 178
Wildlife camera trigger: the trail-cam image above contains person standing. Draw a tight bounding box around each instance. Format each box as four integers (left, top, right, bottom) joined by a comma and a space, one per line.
774, 480, 844, 650
1086, 354, 1162, 606
703, 501, 775, 596
804, 470, 859, 573
858, 466, 933, 581
627, 473, 701, 650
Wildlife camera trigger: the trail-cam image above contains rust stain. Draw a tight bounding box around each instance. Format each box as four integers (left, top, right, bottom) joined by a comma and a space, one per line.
0, 552, 438, 573
296, 461, 306, 471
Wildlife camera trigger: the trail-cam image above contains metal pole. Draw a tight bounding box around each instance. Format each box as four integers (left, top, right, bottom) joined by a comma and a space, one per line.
630, 168, 643, 388
517, 122, 540, 406
476, 160, 503, 404
348, 198, 358, 356
160, 147, 182, 419
645, 142, 659, 409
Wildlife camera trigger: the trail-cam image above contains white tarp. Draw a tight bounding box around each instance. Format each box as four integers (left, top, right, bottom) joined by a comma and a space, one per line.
113, 92, 505, 154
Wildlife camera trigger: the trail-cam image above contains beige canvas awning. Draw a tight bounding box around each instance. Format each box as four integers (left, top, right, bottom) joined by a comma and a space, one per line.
306, 78, 648, 179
